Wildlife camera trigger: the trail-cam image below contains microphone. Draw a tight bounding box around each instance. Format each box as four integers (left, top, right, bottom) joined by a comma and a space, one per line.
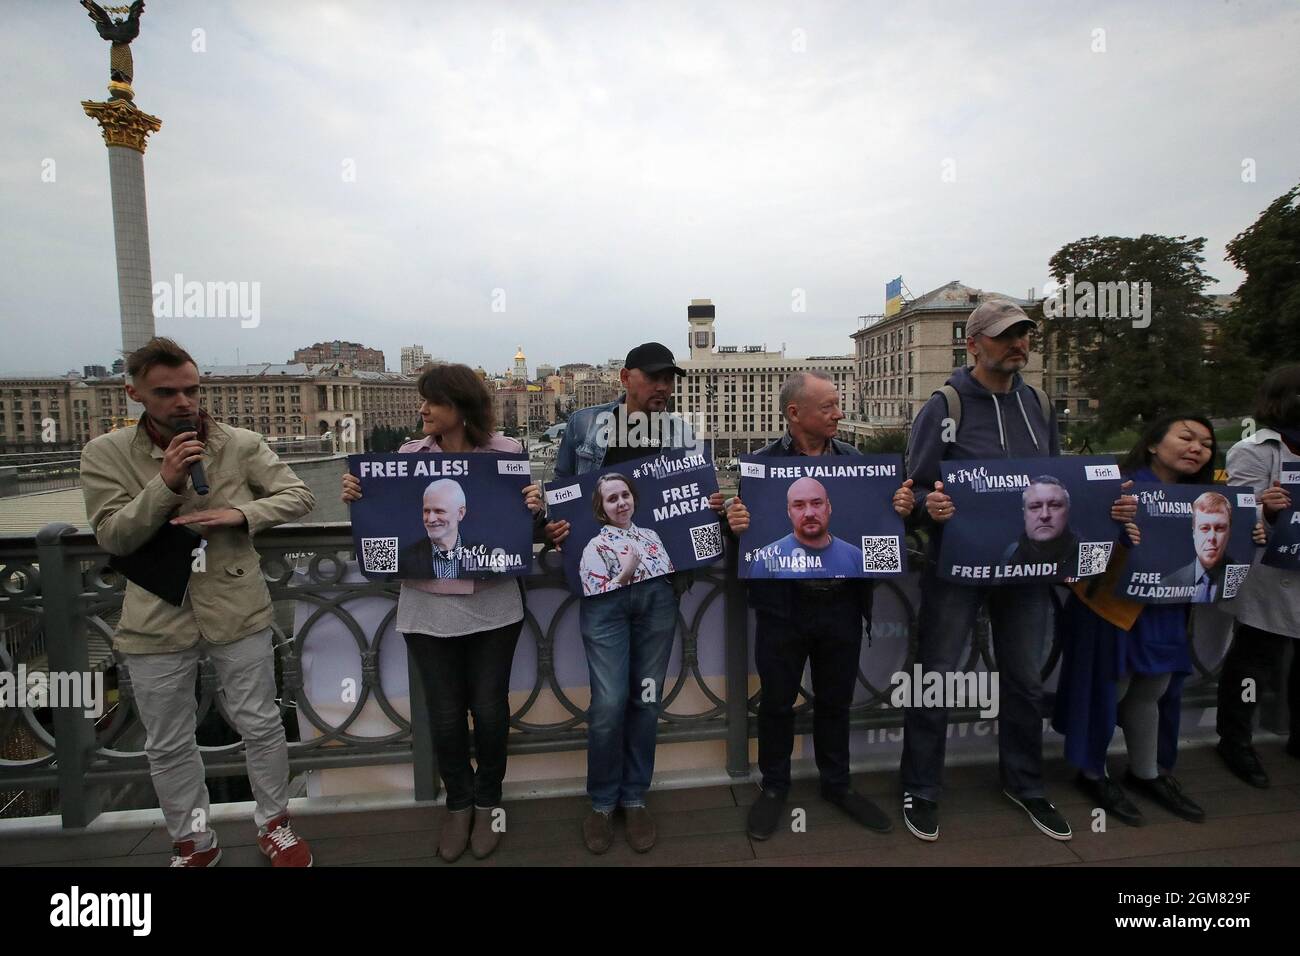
174, 418, 210, 495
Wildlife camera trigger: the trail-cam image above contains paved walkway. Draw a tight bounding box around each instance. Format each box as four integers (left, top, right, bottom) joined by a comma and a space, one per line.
4, 741, 1298, 867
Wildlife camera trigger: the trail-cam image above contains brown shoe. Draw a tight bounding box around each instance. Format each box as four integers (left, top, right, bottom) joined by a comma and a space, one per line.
582, 809, 614, 854
438, 808, 472, 863
624, 806, 656, 853
470, 806, 502, 859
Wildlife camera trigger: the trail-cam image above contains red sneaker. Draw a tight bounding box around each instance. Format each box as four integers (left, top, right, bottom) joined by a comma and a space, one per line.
170, 832, 222, 867
256, 814, 313, 867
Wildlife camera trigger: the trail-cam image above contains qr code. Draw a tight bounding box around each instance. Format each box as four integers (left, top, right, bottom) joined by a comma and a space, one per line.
690, 523, 723, 561
861, 535, 901, 573
360, 537, 399, 573
1077, 541, 1114, 577
1222, 564, 1250, 600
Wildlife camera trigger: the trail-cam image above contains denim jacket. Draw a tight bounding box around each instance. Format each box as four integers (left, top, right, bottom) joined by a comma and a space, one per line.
554, 397, 700, 478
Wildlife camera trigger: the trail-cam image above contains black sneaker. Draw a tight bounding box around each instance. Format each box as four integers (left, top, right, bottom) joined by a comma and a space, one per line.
746, 788, 786, 841
825, 789, 892, 833
1074, 772, 1143, 827
1124, 770, 1205, 823
1216, 740, 1269, 789
1004, 790, 1073, 841
901, 791, 939, 842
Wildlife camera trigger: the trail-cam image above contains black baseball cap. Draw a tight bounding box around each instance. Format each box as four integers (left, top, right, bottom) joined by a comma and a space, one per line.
624, 342, 685, 376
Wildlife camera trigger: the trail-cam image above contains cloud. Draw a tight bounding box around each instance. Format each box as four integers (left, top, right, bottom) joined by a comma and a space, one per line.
3, 0, 1298, 374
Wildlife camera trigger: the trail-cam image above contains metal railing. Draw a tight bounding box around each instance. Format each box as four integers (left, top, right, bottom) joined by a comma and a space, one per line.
0, 522, 1236, 830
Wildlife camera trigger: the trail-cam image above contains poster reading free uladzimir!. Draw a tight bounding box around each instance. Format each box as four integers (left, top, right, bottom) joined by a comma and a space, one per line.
937, 456, 1124, 585
1115, 482, 1257, 604
347, 452, 533, 581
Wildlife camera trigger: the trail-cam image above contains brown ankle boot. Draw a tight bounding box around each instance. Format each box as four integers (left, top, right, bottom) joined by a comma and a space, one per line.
439, 808, 472, 862
470, 806, 502, 859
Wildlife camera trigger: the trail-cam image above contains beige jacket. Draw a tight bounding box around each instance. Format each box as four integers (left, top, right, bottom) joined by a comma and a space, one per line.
80, 420, 315, 653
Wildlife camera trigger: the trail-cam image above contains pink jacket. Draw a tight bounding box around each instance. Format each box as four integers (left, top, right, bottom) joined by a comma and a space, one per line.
398, 432, 526, 595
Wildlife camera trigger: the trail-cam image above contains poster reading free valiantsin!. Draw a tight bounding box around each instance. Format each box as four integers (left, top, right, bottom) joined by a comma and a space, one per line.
736, 453, 907, 580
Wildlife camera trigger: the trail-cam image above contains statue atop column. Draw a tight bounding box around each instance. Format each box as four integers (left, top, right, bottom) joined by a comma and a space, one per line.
80, 1, 146, 100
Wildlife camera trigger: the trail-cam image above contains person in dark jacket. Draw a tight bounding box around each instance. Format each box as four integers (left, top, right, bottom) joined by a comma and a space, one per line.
726, 369, 915, 840
899, 298, 1137, 844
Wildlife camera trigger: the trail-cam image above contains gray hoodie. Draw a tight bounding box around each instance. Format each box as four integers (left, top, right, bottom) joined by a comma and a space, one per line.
906, 365, 1059, 520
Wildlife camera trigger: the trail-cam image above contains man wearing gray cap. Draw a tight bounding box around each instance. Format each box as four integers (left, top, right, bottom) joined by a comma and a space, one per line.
899, 298, 1072, 843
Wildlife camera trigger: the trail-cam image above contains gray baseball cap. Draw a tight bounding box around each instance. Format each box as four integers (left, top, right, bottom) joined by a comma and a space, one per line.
966, 299, 1037, 338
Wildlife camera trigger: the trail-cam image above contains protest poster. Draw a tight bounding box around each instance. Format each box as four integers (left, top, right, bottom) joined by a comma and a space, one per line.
736, 453, 907, 580
936, 456, 1124, 585
545, 448, 722, 597
1115, 482, 1257, 604
346, 452, 533, 581
1260, 459, 1300, 571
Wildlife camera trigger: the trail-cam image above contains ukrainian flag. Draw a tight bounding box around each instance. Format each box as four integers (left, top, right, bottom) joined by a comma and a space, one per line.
885, 276, 903, 316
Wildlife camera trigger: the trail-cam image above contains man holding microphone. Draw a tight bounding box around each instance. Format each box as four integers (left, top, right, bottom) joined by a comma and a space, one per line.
81, 337, 316, 867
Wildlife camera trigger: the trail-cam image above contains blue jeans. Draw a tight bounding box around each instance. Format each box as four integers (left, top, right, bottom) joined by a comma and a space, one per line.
580, 576, 678, 812
900, 568, 1049, 801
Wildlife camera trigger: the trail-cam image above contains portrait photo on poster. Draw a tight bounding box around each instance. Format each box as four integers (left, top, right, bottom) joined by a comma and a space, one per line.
1116, 482, 1258, 604
736, 453, 907, 579
1261, 460, 1300, 570
347, 452, 534, 581
937, 456, 1124, 585
545, 448, 722, 597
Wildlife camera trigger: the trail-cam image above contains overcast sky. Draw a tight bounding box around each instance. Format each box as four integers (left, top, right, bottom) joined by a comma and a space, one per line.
3, 0, 1298, 376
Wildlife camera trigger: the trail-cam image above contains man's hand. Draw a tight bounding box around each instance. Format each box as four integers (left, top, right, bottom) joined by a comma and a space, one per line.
1260, 480, 1291, 521
160, 430, 204, 493
170, 508, 247, 536
523, 483, 544, 514
708, 491, 725, 513
1111, 479, 1138, 523
545, 519, 570, 549
1123, 521, 1141, 547
341, 473, 362, 503
926, 480, 955, 523
726, 496, 750, 534
1253, 520, 1269, 546
893, 478, 915, 518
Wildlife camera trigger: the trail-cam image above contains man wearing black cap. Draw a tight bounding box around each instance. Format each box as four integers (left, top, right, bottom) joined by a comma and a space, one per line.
546, 342, 723, 855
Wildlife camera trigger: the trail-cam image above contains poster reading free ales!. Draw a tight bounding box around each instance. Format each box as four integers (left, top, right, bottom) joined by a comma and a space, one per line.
347, 452, 534, 580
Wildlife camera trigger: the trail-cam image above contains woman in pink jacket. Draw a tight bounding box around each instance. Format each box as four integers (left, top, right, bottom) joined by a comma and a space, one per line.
343, 363, 544, 862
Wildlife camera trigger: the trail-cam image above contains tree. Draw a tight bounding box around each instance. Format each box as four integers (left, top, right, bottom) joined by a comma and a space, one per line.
1223, 183, 1300, 365
858, 429, 908, 455
368, 424, 417, 452
1045, 235, 1215, 433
